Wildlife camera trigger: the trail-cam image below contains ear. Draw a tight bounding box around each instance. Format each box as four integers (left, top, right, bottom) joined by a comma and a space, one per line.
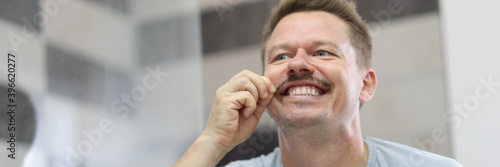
359, 68, 377, 103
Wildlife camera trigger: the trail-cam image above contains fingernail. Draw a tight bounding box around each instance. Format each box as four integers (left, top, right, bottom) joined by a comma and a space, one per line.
271, 85, 276, 93
263, 91, 269, 98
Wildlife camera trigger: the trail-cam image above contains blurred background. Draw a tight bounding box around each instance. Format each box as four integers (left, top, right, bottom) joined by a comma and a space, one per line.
0, 0, 498, 166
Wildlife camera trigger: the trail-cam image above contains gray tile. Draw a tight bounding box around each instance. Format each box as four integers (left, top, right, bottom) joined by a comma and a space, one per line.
137, 14, 200, 67
46, 44, 132, 106
202, 1, 275, 54
0, 0, 41, 32
356, 0, 438, 23
88, 0, 130, 15
0, 86, 37, 144
102, 66, 135, 106
47, 44, 106, 104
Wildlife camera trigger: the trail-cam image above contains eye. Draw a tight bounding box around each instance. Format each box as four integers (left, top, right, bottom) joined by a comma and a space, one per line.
276, 54, 290, 61
315, 50, 331, 57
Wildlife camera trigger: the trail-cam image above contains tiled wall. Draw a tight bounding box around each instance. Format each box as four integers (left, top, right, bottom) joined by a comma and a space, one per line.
0, 0, 203, 166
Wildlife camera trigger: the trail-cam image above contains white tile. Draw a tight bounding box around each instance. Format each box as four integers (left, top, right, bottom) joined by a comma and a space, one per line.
44, 0, 135, 70
361, 75, 450, 156
371, 13, 443, 79
0, 20, 47, 93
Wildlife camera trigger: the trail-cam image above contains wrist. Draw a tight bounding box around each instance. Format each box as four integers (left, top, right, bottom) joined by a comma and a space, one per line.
196, 133, 233, 155
174, 135, 234, 167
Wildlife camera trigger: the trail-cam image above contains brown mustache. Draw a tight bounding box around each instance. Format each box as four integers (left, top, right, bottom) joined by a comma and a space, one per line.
275, 74, 333, 95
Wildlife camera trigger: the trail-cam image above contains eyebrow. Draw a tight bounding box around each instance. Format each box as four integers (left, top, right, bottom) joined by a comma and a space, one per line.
267, 40, 342, 54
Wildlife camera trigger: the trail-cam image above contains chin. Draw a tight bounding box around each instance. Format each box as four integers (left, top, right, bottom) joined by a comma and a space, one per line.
277, 107, 330, 129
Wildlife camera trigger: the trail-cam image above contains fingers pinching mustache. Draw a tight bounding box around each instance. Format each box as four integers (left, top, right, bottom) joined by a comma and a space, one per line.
224, 70, 275, 118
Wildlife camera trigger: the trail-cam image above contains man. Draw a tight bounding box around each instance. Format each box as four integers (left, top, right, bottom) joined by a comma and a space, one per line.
175, 0, 462, 166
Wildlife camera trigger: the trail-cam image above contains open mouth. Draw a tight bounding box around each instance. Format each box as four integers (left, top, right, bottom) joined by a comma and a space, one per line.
279, 81, 328, 96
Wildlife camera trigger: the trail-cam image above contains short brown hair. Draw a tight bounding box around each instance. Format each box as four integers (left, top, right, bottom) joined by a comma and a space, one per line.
261, 0, 372, 69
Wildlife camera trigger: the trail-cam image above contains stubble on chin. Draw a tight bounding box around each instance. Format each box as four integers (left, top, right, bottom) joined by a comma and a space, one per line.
275, 107, 330, 133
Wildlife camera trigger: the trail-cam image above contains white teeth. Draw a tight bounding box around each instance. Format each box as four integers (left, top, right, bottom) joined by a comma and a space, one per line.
288, 87, 321, 96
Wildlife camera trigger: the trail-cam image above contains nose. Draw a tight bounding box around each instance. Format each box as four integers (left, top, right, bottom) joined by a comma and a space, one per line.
287, 49, 315, 76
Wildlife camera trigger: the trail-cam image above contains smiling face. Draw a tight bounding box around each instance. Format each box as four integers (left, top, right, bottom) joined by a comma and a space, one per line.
264, 11, 367, 129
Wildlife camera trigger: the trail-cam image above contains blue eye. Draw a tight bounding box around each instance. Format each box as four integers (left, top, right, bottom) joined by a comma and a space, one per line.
276, 54, 289, 61
316, 51, 329, 57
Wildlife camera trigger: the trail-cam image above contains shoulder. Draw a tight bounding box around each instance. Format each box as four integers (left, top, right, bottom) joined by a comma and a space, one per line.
364, 137, 463, 167
224, 147, 282, 167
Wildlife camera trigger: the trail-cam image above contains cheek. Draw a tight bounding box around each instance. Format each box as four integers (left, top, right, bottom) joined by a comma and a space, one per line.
264, 66, 286, 86
314, 63, 342, 82
316, 64, 354, 95
326, 66, 362, 102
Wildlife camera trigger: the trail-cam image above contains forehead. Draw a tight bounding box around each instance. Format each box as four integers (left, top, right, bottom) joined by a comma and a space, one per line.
265, 11, 351, 55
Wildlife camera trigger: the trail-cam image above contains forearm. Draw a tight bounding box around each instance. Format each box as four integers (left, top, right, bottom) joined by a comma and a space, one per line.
174, 135, 232, 167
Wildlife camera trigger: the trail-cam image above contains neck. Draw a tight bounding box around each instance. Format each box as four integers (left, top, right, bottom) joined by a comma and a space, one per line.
278, 115, 368, 167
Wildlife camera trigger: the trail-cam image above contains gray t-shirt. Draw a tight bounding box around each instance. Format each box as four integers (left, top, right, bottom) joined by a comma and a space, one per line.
225, 137, 462, 167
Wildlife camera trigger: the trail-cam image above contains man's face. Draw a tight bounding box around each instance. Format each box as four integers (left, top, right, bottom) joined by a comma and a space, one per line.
264, 11, 364, 128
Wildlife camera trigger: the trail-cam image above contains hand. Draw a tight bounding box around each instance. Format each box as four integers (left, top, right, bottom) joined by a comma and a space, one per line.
202, 70, 276, 150
174, 70, 275, 167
